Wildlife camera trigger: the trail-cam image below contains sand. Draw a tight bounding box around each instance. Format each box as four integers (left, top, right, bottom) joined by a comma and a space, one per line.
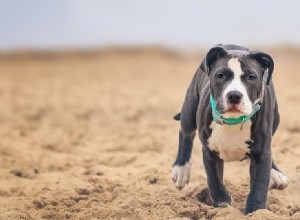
0, 47, 299, 220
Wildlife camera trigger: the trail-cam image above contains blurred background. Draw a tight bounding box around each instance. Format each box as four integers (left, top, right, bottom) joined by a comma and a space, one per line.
1, 0, 300, 52
0, 1, 300, 219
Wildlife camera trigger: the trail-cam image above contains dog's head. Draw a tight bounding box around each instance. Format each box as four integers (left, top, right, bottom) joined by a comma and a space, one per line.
201, 44, 274, 117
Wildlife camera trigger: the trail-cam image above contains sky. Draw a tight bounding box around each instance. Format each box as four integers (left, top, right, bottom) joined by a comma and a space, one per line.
1, 0, 300, 51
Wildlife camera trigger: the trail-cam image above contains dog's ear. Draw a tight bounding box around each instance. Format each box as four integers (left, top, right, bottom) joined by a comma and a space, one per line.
200, 44, 228, 75
249, 51, 274, 85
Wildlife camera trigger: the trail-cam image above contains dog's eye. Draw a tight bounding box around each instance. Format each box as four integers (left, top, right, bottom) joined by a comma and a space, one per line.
216, 73, 225, 79
248, 74, 257, 80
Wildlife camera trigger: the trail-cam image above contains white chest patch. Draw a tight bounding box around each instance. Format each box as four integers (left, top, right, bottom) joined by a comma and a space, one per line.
208, 121, 252, 162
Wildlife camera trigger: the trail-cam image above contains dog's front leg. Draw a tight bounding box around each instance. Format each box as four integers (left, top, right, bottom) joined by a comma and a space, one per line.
172, 129, 195, 189
245, 150, 272, 214
202, 146, 231, 207
172, 72, 199, 190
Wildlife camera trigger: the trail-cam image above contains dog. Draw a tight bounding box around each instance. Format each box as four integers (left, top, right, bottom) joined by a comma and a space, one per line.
172, 44, 289, 214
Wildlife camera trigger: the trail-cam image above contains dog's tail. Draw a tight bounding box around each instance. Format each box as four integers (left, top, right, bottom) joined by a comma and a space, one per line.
173, 112, 181, 121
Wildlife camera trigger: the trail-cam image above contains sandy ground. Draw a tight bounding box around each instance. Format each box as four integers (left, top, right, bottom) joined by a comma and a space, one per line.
0, 47, 299, 220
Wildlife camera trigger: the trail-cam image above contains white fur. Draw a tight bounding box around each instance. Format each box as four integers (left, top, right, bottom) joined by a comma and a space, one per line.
172, 162, 191, 189
223, 58, 253, 116
269, 168, 289, 189
208, 121, 251, 162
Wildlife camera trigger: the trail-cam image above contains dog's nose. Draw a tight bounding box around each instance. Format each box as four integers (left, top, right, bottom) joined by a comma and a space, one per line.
227, 91, 243, 104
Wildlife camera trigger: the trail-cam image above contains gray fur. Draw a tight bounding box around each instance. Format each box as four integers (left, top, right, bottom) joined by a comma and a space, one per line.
172, 44, 286, 214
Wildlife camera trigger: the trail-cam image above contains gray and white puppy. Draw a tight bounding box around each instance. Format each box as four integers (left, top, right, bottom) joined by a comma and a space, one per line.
172, 44, 288, 214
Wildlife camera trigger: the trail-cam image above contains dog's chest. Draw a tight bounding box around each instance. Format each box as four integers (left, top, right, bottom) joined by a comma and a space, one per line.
208, 121, 252, 162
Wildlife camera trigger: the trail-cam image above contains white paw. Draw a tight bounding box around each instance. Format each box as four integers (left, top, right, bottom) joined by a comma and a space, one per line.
269, 169, 289, 190
172, 162, 191, 190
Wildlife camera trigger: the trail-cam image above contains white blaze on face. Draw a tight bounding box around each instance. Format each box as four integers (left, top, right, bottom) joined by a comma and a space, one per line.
222, 58, 253, 117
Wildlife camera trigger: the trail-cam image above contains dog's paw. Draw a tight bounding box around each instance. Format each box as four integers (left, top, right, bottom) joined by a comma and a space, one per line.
269, 168, 289, 190
172, 162, 191, 190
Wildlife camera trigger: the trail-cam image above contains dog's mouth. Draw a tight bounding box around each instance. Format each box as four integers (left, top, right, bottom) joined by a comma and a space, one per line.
227, 104, 243, 113
219, 103, 248, 118
216, 99, 253, 118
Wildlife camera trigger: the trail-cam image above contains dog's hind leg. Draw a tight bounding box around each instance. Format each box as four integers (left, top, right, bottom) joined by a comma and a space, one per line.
269, 160, 289, 190
269, 101, 289, 190
202, 147, 231, 207
172, 72, 199, 190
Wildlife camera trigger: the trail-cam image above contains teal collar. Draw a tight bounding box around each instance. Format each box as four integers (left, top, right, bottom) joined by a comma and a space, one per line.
209, 91, 263, 127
